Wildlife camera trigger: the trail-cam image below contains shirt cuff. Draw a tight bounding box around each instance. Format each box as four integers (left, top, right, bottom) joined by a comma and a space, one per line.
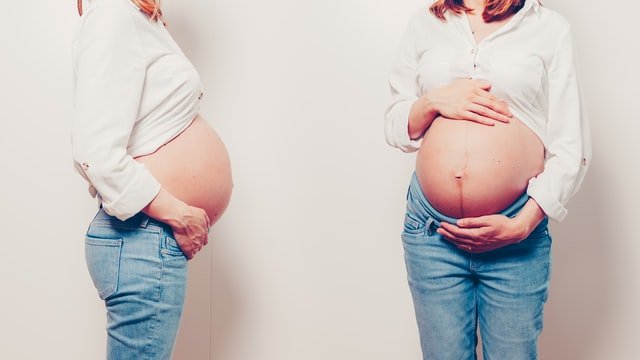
388, 100, 422, 153
526, 177, 568, 223
101, 167, 162, 221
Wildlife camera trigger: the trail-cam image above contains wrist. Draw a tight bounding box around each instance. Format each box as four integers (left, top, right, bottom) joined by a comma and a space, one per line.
513, 199, 546, 239
142, 188, 189, 229
408, 96, 438, 140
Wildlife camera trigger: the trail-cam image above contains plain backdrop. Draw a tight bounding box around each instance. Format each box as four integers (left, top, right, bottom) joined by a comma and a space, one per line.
1, 0, 638, 359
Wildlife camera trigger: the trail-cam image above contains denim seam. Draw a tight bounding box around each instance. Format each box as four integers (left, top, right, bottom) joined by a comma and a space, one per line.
473, 285, 479, 360
89, 221, 162, 233
142, 235, 163, 359
85, 237, 123, 300
161, 236, 186, 258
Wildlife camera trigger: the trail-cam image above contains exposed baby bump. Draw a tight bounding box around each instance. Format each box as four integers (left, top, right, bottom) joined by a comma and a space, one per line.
416, 116, 543, 218
136, 115, 233, 224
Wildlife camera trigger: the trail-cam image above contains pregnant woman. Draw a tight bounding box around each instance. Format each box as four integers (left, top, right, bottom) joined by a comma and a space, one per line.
386, 0, 590, 358
72, 0, 232, 358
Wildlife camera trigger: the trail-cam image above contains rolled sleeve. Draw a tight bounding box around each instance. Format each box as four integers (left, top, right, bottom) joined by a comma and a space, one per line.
526, 22, 591, 222
71, 1, 161, 221
385, 15, 422, 153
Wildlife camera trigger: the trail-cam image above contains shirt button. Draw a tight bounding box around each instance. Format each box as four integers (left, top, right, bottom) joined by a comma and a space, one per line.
198, 92, 203, 100
473, 63, 478, 68
582, 158, 588, 166
470, 48, 476, 54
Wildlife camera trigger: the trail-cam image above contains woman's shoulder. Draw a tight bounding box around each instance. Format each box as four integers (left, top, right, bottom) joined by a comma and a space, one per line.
405, 6, 444, 29
73, 0, 148, 59
536, 5, 572, 32
80, 0, 140, 27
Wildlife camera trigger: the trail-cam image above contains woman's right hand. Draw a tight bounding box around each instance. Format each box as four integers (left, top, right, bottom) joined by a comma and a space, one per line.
167, 205, 210, 260
427, 78, 513, 125
409, 78, 513, 139
143, 188, 210, 260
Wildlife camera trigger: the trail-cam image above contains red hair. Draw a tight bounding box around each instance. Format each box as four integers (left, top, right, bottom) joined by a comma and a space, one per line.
131, 0, 163, 22
429, 0, 531, 22
77, 0, 164, 23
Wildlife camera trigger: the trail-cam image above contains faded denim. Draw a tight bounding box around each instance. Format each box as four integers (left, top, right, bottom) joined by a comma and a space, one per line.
402, 173, 552, 360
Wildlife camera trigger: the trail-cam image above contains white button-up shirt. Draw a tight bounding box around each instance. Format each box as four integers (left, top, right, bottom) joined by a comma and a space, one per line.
385, 0, 591, 222
71, 0, 204, 220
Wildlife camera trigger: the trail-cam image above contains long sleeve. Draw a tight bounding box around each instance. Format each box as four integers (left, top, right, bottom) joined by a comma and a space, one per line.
526, 22, 591, 222
385, 17, 423, 153
72, 1, 161, 221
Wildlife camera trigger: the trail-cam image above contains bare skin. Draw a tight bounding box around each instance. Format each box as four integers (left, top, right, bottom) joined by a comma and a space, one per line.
138, 115, 233, 259
76, 1, 232, 260
410, 2, 546, 253
417, 115, 544, 218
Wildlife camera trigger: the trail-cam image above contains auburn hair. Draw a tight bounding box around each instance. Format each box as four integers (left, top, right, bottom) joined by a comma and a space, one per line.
430, 0, 532, 22
77, 0, 163, 22
131, 0, 163, 22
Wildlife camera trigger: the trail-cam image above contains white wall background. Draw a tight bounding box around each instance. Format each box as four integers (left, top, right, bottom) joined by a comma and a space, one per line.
0, 0, 638, 359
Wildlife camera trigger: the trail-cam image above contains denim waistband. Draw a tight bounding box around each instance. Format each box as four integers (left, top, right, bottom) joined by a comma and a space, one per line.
407, 172, 540, 229
91, 207, 170, 232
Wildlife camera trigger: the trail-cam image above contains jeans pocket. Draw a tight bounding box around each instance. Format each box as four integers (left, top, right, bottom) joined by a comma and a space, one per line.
85, 235, 123, 300
403, 211, 426, 235
162, 235, 186, 259
522, 226, 552, 248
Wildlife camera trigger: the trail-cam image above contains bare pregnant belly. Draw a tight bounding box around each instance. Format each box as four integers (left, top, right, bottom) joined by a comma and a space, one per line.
416, 116, 544, 218
135, 115, 233, 224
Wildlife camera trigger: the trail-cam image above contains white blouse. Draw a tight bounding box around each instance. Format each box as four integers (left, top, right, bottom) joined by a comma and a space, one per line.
71, 0, 204, 221
385, 0, 591, 222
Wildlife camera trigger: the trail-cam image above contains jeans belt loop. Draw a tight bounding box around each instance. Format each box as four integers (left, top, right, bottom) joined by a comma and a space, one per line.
425, 218, 435, 236
140, 216, 150, 228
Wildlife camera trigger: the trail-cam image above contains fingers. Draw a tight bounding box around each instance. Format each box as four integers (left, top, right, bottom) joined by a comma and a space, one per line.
461, 111, 496, 126
437, 219, 516, 253
468, 104, 511, 124
471, 96, 512, 123
457, 216, 492, 228
474, 79, 492, 91
437, 227, 476, 245
436, 227, 489, 253
440, 222, 484, 240
437, 227, 496, 253
206, 214, 211, 230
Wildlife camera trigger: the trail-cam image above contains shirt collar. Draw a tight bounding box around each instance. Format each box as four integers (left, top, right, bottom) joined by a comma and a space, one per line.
525, 0, 542, 14
510, 0, 541, 24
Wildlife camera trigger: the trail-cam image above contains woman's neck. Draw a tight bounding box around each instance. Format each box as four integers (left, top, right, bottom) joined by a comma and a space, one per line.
465, 0, 486, 12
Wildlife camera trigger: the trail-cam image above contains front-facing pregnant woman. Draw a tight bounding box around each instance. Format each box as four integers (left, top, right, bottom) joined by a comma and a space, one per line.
386, 0, 590, 358
72, 0, 232, 358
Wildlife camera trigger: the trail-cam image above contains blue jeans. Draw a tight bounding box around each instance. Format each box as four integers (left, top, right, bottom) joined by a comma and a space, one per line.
85, 208, 188, 360
402, 173, 552, 360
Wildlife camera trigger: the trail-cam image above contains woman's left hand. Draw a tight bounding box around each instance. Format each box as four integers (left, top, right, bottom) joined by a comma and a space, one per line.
437, 198, 546, 253
437, 215, 529, 253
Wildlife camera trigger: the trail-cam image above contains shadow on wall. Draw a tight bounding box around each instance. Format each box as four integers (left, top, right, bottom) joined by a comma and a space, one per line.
173, 247, 213, 359
539, 165, 613, 358
211, 225, 245, 360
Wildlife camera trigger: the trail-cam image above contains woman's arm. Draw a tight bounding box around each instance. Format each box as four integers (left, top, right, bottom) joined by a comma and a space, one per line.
72, 1, 160, 221
385, 17, 423, 152
143, 189, 210, 259
72, 2, 208, 258
385, 15, 512, 152
525, 21, 591, 222
437, 20, 591, 252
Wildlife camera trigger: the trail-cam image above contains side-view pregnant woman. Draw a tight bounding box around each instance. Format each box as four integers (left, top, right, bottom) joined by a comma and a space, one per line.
72, 0, 232, 358
385, 0, 590, 358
